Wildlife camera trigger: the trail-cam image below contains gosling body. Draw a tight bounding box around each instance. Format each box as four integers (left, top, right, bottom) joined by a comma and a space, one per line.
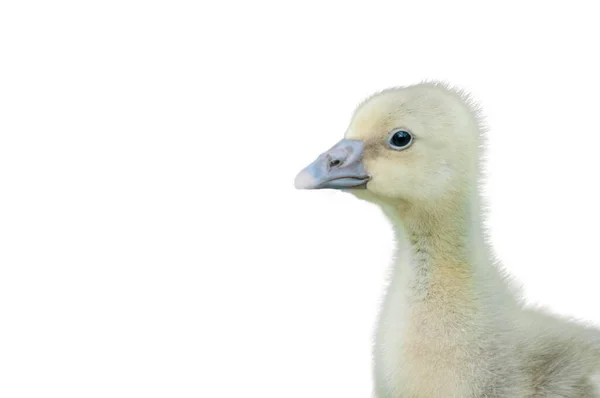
296, 83, 600, 397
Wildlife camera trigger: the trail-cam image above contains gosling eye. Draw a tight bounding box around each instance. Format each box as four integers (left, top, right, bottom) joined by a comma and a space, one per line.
387, 129, 413, 150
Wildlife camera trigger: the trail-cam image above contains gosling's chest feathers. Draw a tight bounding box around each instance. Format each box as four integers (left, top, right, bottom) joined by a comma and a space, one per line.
374, 206, 489, 396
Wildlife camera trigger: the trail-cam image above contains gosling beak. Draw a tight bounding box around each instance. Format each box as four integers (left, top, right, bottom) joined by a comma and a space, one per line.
295, 139, 370, 190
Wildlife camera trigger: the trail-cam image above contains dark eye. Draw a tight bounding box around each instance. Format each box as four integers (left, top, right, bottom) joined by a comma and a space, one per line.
388, 129, 413, 150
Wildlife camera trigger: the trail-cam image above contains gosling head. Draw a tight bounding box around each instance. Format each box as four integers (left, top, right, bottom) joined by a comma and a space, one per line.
295, 83, 483, 213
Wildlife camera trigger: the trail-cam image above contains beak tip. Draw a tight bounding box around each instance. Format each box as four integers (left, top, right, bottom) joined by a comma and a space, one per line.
294, 170, 316, 190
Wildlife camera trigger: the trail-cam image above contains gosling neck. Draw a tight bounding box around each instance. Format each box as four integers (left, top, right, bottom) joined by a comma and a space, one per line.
381, 193, 490, 300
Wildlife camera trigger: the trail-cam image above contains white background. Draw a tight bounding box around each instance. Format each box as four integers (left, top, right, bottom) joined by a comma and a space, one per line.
1, 1, 599, 397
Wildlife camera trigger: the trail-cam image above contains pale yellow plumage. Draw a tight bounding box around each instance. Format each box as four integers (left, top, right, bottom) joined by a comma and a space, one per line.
298, 82, 600, 397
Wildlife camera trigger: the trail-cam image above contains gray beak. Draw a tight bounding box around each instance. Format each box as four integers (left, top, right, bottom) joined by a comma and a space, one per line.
295, 139, 370, 190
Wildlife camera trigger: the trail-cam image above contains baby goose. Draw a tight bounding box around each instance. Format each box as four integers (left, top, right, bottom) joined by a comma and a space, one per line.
295, 83, 600, 397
